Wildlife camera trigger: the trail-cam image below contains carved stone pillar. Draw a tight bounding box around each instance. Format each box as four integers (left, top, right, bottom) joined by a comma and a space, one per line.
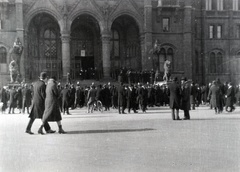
61, 33, 71, 81
101, 33, 111, 79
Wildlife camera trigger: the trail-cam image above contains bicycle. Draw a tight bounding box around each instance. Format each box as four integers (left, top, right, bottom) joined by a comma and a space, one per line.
93, 100, 103, 113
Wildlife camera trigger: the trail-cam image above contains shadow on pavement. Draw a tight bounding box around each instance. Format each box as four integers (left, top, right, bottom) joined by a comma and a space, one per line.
66, 128, 155, 134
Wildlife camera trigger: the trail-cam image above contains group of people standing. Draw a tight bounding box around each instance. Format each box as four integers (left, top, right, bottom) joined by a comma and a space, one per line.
1, 71, 240, 133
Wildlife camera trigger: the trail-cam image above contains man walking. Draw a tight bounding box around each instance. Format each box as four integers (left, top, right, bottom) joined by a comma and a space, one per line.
25, 72, 55, 134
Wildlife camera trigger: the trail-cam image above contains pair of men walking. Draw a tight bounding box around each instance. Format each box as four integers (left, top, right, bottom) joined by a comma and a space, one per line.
25, 72, 66, 135
168, 77, 191, 120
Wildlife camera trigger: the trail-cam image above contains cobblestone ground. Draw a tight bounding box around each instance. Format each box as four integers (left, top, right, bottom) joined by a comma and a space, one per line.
0, 105, 240, 172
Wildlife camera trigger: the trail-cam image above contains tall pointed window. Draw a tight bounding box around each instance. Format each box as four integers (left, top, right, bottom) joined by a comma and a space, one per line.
111, 30, 120, 57
209, 25, 214, 39
210, 52, 216, 73
217, 52, 223, 73
217, 0, 223, 10
217, 25, 222, 39
233, 0, 240, 10
43, 29, 57, 59
206, 0, 212, 10
0, 47, 7, 63
163, 18, 170, 32
0, 46, 7, 73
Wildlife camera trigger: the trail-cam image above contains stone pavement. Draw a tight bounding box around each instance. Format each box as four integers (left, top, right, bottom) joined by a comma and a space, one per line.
0, 106, 240, 172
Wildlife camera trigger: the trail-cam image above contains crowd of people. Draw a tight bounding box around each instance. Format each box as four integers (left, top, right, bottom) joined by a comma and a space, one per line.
0, 71, 240, 134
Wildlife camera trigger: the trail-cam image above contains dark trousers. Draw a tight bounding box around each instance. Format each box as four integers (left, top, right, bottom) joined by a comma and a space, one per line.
118, 106, 126, 114
184, 110, 190, 119
26, 118, 51, 132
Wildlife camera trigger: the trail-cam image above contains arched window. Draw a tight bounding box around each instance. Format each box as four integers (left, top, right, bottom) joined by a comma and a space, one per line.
111, 29, 120, 57
43, 28, 57, 59
210, 52, 216, 73
167, 48, 173, 61
0, 47, 7, 63
217, 52, 223, 73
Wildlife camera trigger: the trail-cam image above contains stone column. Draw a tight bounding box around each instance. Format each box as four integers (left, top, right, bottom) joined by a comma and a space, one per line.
15, 0, 25, 80
61, 33, 71, 81
101, 33, 111, 79
183, 2, 193, 79
143, 0, 153, 70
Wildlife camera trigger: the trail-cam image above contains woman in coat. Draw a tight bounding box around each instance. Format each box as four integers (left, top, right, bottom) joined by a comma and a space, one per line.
38, 77, 66, 134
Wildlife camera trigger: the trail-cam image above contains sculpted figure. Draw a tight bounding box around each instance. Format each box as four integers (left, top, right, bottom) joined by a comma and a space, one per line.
163, 60, 171, 81
9, 37, 23, 82
9, 60, 19, 83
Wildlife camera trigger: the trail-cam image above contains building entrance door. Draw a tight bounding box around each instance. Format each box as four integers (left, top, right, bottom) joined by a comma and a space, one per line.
74, 56, 94, 79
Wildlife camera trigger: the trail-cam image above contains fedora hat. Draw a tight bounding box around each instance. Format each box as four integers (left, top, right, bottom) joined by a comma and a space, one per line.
39, 72, 47, 80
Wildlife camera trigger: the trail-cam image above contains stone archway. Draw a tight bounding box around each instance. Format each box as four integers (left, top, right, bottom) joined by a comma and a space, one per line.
110, 14, 141, 77
71, 14, 101, 80
26, 13, 61, 80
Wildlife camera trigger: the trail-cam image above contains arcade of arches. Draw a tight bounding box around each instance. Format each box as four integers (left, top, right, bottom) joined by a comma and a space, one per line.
25, 13, 141, 81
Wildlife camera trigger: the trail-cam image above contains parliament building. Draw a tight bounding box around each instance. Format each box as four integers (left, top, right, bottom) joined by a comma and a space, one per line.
0, 0, 240, 86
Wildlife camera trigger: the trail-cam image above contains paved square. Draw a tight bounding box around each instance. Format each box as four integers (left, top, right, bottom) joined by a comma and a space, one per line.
0, 106, 240, 172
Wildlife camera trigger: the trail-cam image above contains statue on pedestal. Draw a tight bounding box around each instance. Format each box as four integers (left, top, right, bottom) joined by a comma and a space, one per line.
9, 60, 19, 83
163, 60, 171, 82
9, 37, 23, 83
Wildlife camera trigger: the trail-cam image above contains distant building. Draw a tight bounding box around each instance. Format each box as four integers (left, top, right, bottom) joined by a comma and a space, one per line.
0, 0, 240, 86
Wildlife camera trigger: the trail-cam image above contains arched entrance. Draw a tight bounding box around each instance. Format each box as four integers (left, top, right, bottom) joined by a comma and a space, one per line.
27, 13, 61, 80
71, 15, 101, 80
111, 15, 141, 74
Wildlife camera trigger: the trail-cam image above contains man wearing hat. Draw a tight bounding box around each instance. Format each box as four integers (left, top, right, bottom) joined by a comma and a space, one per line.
25, 72, 56, 134
180, 77, 191, 120
168, 77, 181, 120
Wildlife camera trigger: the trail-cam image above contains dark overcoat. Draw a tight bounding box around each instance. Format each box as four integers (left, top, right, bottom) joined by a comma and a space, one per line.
168, 81, 181, 109
43, 79, 62, 122
61, 88, 70, 108
226, 86, 235, 107
29, 80, 46, 119
22, 87, 32, 107
118, 85, 126, 107
181, 84, 191, 110
9, 88, 18, 108
208, 85, 221, 108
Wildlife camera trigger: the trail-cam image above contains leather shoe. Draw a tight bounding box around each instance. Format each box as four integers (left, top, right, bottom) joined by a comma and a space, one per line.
25, 130, 34, 135
46, 129, 56, 134
182, 118, 190, 120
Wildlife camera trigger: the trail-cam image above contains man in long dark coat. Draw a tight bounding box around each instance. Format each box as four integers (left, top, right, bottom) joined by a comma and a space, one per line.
38, 76, 66, 134
180, 77, 191, 120
168, 77, 181, 120
126, 85, 138, 113
61, 84, 71, 115
8, 86, 18, 114
118, 83, 127, 114
0, 86, 8, 113
22, 84, 32, 114
25, 72, 55, 134
208, 80, 221, 114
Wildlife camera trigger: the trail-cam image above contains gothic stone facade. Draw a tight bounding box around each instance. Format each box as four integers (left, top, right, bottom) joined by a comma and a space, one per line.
0, 0, 240, 86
